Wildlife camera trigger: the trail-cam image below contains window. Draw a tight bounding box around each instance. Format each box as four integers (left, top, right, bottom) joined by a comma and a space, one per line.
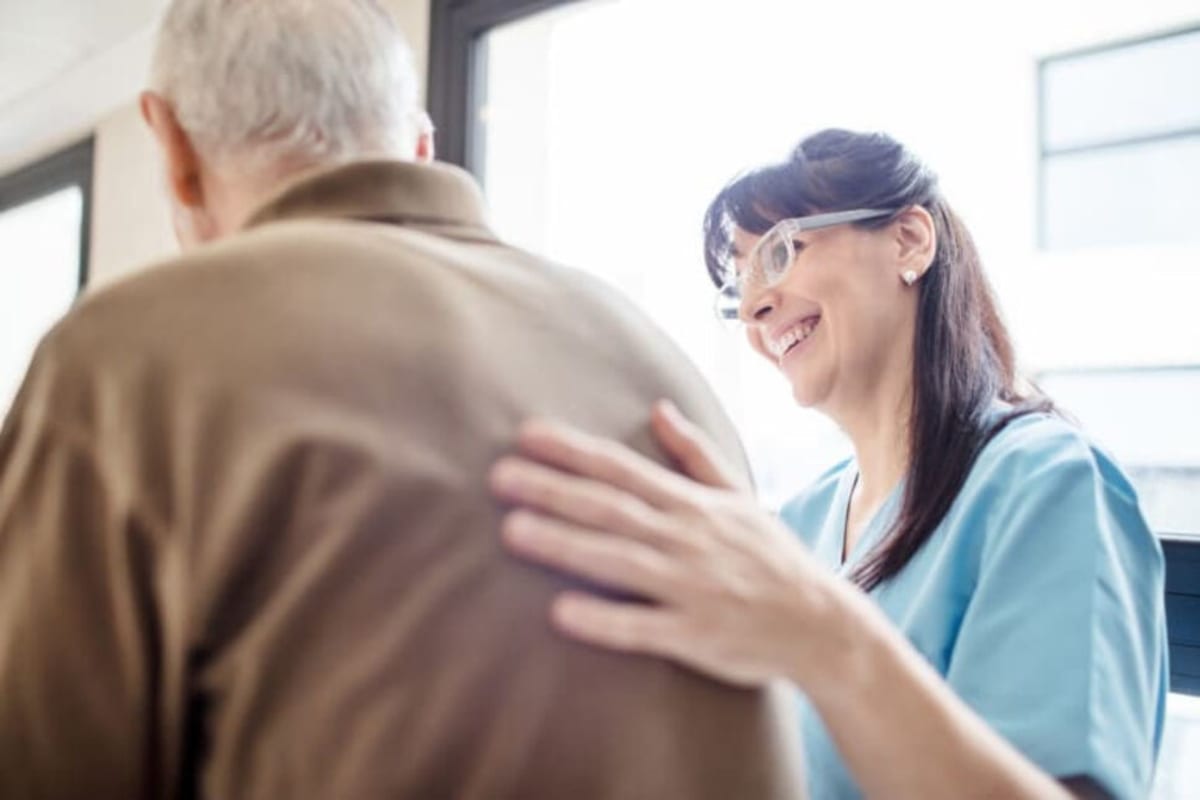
0, 139, 93, 415
1036, 30, 1200, 790
1036, 367, 1200, 537
432, 0, 862, 506
1160, 540, 1200, 797
429, 0, 595, 172
1038, 26, 1200, 251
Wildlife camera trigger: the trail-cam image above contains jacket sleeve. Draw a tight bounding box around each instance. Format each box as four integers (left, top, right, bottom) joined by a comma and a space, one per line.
0, 346, 163, 800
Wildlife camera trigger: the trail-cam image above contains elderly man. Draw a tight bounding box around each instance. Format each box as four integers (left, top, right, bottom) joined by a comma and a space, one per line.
0, 1, 803, 798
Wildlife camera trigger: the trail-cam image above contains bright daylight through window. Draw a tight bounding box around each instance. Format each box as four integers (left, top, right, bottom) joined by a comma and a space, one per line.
0, 186, 83, 414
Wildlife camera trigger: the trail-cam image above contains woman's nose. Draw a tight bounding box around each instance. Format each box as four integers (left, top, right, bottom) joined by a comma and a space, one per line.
740, 285, 777, 324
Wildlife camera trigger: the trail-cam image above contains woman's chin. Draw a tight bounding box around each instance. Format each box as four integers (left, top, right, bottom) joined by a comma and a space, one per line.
778, 357, 826, 407
787, 376, 827, 409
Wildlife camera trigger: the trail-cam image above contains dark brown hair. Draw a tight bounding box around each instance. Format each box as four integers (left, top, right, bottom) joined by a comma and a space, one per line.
703, 129, 1052, 591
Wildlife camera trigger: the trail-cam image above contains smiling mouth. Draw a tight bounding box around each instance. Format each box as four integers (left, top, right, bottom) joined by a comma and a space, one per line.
768, 316, 821, 361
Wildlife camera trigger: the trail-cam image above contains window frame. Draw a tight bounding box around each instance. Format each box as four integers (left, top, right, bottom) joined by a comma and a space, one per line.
428, 0, 591, 173
1165, 537, 1200, 696
0, 138, 95, 291
1035, 23, 1200, 250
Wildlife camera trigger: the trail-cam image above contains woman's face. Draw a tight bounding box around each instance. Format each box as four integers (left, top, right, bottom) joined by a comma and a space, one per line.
733, 212, 931, 415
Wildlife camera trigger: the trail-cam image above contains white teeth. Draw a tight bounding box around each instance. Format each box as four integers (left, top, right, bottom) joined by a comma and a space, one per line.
769, 318, 820, 359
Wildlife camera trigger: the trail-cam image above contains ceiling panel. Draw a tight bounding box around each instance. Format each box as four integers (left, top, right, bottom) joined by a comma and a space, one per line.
0, 0, 164, 113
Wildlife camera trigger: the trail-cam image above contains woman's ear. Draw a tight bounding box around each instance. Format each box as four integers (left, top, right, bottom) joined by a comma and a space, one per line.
893, 206, 937, 279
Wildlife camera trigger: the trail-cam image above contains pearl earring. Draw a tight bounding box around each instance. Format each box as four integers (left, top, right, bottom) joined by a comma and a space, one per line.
902, 270, 918, 286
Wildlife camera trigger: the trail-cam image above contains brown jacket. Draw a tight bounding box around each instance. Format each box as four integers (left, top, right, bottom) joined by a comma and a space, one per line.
0, 161, 804, 799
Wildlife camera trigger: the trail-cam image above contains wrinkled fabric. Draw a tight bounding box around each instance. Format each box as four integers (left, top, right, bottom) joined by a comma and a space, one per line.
0, 160, 805, 800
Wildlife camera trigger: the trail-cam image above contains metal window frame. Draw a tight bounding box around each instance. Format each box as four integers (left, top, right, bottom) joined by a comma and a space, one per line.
0, 138, 95, 290
427, 0, 591, 174
1035, 23, 1200, 250
1164, 537, 1200, 695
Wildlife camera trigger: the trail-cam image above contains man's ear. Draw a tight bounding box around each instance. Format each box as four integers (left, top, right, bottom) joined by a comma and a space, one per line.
139, 91, 206, 208
892, 205, 937, 278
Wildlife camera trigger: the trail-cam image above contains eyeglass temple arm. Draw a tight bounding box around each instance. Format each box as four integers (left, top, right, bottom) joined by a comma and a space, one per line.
795, 208, 898, 229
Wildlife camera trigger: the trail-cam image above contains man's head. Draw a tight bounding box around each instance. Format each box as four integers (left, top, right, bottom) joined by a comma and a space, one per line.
141, 0, 433, 249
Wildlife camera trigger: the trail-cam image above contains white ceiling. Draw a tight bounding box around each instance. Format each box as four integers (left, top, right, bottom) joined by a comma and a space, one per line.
0, 0, 1193, 175
0, 0, 165, 171
0, 0, 161, 108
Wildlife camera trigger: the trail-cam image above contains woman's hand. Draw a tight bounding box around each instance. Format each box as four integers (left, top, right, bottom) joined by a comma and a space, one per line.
491, 404, 1083, 800
489, 400, 848, 689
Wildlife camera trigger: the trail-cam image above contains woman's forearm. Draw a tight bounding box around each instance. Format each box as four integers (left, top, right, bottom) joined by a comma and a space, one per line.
799, 587, 1074, 800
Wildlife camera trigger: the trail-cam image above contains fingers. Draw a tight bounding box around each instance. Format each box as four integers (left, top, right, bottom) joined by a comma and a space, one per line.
551, 591, 686, 658
513, 419, 693, 511
651, 400, 751, 492
550, 593, 759, 688
502, 511, 684, 602
490, 457, 685, 550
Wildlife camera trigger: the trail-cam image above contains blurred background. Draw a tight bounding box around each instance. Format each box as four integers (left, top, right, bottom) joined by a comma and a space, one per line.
0, 0, 1196, 795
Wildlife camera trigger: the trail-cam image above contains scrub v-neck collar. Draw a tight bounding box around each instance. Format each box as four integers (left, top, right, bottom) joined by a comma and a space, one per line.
834, 466, 905, 576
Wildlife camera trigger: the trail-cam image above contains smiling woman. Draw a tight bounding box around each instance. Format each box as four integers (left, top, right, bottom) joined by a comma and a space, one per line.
704, 129, 1051, 590
492, 129, 1169, 800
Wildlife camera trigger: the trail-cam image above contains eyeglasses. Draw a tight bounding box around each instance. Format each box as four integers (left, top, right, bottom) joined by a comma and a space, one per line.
714, 207, 898, 322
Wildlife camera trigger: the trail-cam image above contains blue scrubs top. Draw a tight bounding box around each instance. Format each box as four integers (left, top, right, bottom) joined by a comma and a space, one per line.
780, 410, 1168, 800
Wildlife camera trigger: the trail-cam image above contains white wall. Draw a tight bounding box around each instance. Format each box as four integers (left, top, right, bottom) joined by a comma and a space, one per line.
89, 103, 177, 286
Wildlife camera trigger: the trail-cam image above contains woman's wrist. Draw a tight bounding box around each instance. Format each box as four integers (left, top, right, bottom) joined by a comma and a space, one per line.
785, 576, 897, 713
784, 579, 1076, 800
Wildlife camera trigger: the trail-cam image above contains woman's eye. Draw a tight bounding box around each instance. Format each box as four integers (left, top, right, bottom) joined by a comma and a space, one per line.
791, 239, 807, 253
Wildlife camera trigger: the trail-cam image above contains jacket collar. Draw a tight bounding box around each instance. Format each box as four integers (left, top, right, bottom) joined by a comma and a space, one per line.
244, 159, 496, 240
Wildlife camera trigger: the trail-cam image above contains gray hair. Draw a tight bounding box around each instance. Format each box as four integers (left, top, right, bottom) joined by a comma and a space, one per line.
149, 0, 423, 172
